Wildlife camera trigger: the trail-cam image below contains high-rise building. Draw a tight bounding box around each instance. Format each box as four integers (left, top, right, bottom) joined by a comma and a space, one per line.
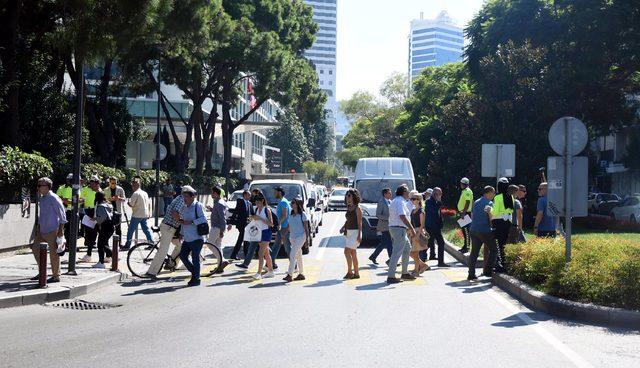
303, 0, 338, 136
408, 11, 464, 83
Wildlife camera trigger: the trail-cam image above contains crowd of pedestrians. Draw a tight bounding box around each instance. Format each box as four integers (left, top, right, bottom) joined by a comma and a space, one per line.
30, 172, 559, 287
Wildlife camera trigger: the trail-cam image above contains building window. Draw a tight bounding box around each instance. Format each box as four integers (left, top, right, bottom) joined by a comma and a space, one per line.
320, 69, 324, 74
320, 80, 324, 85
328, 81, 333, 86
252, 134, 265, 156
328, 70, 333, 75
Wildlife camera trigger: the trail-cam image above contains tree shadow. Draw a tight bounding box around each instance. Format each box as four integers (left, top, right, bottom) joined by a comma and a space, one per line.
491, 312, 550, 328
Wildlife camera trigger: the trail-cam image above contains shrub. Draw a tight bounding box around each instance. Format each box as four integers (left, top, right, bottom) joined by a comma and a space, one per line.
0, 147, 53, 202
505, 235, 640, 310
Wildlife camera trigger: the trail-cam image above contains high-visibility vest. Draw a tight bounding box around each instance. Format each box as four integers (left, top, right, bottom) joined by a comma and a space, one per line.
56, 185, 73, 210
81, 187, 96, 209
491, 194, 513, 222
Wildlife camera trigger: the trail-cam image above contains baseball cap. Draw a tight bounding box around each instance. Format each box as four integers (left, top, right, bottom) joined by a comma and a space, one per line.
274, 186, 285, 195
498, 177, 509, 184
90, 175, 100, 183
426, 188, 433, 194
66, 173, 73, 180
461, 177, 470, 185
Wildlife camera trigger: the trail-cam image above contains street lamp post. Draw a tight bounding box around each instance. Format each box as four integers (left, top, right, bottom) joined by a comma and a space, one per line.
155, 62, 161, 226
68, 63, 84, 276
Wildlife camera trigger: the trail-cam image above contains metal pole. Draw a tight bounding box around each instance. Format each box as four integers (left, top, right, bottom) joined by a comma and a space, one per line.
68, 63, 84, 276
155, 63, 161, 226
136, 142, 141, 244
496, 144, 502, 186
564, 117, 572, 262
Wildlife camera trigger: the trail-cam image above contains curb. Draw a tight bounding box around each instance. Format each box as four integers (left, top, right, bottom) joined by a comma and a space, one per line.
0, 271, 127, 309
444, 240, 640, 329
444, 240, 483, 268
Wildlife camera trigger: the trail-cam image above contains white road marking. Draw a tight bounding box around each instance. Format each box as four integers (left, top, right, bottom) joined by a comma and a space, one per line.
315, 214, 342, 260
487, 289, 594, 368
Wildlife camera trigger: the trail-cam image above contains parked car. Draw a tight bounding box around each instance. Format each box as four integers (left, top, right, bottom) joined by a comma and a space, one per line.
588, 193, 621, 215
328, 188, 349, 211
610, 196, 640, 223
316, 185, 329, 212
309, 186, 324, 231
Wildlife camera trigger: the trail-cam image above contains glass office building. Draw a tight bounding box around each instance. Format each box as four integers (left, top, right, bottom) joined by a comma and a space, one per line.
303, 0, 338, 135
409, 11, 464, 83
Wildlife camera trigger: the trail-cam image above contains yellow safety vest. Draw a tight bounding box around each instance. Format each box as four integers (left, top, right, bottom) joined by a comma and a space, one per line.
491, 194, 514, 221
56, 185, 73, 210
81, 187, 96, 209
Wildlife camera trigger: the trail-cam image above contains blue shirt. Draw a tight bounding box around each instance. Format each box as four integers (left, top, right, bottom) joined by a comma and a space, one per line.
288, 212, 308, 238
471, 197, 493, 233
180, 201, 208, 242
39, 191, 68, 234
277, 197, 292, 229
536, 196, 556, 231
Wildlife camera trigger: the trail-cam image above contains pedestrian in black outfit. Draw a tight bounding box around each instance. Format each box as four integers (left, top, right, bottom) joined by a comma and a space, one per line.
425, 187, 448, 267
93, 192, 114, 268
228, 190, 252, 260
492, 178, 514, 273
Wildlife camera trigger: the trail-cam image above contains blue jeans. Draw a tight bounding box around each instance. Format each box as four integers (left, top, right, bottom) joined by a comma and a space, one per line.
242, 241, 260, 266
388, 227, 410, 278
271, 229, 291, 267
125, 217, 154, 247
180, 239, 204, 281
369, 231, 392, 261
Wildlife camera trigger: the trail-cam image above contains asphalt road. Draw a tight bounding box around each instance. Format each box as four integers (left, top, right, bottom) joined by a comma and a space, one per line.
1, 211, 639, 368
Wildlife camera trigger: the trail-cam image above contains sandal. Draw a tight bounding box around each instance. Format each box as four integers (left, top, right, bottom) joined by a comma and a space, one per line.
294, 274, 306, 281
283, 274, 293, 282
352, 273, 360, 279
343, 272, 354, 279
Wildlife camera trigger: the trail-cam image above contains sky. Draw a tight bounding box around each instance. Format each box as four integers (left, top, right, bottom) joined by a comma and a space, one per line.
335, 0, 486, 101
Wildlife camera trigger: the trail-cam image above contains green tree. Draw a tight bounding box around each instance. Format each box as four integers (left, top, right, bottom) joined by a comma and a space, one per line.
267, 113, 312, 173
302, 160, 339, 185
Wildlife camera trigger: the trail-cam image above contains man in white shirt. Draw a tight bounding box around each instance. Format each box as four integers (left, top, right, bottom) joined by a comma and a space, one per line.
387, 184, 417, 284
122, 179, 153, 250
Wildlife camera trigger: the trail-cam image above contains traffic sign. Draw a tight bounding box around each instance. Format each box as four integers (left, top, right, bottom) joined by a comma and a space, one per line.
126, 141, 167, 170
549, 117, 588, 156
481, 144, 516, 178
547, 156, 588, 217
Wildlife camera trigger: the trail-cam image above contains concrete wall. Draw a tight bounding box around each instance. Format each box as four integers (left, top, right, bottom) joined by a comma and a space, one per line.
0, 204, 37, 251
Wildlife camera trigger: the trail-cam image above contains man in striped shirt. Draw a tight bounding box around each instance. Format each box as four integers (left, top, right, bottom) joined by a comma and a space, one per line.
146, 194, 185, 277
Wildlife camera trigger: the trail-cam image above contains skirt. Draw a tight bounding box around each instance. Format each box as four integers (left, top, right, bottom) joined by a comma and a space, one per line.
344, 229, 360, 249
261, 229, 273, 242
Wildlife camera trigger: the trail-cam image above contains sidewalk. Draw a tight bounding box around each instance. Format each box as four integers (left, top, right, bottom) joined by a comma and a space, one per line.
0, 238, 127, 309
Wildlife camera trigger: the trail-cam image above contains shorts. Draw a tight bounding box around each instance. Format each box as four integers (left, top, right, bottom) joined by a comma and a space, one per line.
344, 229, 360, 249
261, 229, 273, 242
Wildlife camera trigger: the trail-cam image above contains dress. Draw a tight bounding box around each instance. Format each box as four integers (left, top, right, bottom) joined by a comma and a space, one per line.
344, 206, 360, 249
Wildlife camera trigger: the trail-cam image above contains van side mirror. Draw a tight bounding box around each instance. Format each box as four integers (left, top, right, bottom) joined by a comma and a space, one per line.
307, 198, 316, 208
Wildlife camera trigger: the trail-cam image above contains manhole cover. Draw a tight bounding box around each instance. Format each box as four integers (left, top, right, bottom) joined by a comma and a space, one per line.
45, 299, 122, 310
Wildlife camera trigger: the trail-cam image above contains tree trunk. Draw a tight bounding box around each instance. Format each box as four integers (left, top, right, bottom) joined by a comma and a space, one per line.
158, 93, 184, 172
191, 99, 205, 174
221, 103, 234, 192
1, 0, 23, 147
99, 59, 115, 165
203, 104, 217, 174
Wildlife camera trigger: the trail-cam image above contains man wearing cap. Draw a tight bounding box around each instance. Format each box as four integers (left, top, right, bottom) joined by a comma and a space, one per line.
425, 187, 448, 267
30, 177, 67, 283
147, 189, 185, 277
457, 177, 473, 254
122, 179, 153, 251
103, 176, 126, 243
78, 175, 102, 263
56, 174, 74, 241
270, 186, 291, 269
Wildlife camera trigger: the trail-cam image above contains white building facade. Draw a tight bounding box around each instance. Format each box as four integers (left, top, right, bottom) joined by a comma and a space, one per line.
303, 0, 338, 136
408, 11, 464, 83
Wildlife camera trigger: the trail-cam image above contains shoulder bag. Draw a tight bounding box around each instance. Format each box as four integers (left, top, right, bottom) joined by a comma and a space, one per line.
195, 203, 210, 236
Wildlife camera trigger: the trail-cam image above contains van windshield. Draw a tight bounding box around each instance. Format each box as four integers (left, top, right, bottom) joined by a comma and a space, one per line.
356, 179, 415, 203
250, 183, 303, 206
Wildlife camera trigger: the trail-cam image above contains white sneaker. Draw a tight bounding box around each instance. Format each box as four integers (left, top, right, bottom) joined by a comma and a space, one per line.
78, 255, 92, 263
252, 272, 262, 280
263, 270, 275, 278
92, 262, 105, 269
104, 257, 112, 264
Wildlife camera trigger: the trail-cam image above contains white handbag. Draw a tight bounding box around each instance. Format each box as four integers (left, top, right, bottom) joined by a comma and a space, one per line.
244, 220, 265, 242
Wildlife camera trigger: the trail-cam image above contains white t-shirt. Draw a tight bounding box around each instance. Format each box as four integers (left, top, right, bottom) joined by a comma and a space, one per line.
129, 189, 151, 218
389, 196, 410, 228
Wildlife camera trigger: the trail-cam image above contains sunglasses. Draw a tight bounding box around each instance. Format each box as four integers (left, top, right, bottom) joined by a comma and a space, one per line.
411, 198, 420, 201
37, 184, 48, 187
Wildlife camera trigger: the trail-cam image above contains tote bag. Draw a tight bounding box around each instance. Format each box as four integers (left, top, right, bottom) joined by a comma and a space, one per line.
244, 220, 266, 242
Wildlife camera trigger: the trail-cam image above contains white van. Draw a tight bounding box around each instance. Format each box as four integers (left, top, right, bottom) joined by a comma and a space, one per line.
354, 157, 416, 243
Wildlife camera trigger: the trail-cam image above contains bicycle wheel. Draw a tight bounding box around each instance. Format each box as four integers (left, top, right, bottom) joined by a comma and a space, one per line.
127, 242, 158, 278
200, 242, 223, 276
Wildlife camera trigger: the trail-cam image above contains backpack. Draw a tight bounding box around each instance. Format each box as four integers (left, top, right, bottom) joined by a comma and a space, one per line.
269, 208, 280, 233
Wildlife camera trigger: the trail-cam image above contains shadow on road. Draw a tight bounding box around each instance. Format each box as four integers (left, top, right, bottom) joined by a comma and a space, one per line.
121, 284, 188, 296
303, 279, 342, 288
492, 312, 550, 328
318, 236, 346, 248
249, 281, 287, 288
355, 282, 391, 291
209, 276, 255, 287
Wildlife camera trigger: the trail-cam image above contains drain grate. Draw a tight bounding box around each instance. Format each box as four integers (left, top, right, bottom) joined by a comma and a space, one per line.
45, 299, 122, 310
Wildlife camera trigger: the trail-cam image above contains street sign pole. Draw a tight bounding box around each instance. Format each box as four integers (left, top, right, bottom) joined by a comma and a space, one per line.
495, 144, 502, 186
68, 63, 84, 276
563, 117, 572, 262
155, 64, 161, 226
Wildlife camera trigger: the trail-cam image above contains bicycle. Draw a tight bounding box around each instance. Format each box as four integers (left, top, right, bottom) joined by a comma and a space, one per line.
126, 226, 222, 278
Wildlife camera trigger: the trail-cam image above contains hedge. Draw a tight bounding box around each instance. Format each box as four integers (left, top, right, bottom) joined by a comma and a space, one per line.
505, 236, 640, 310
0, 147, 53, 203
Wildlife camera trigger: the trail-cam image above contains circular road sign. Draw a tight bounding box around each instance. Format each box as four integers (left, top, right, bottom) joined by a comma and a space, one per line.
159, 144, 167, 160
548, 117, 588, 156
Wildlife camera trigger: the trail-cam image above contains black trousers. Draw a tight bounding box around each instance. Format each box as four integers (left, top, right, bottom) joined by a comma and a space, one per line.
84, 208, 97, 256
230, 225, 248, 258
427, 228, 445, 263
461, 224, 471, 250
492, 219, 511, 268
64, 210, 73, 241
96, 222, 114, 263
468, 231, 497, 277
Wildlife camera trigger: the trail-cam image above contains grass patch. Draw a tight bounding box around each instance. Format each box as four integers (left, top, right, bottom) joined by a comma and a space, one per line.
506, 237, 640, 310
